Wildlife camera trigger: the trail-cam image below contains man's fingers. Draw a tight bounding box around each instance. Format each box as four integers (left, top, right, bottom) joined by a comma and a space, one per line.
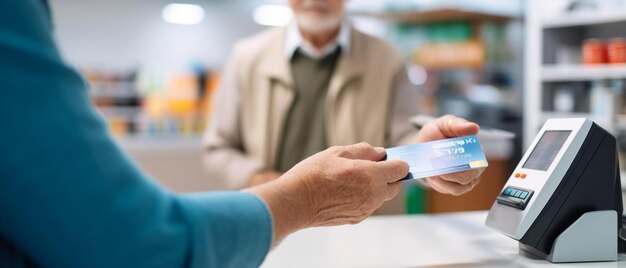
385, 182, 403, 201
436, 115, 480, 138
437, 168, 484, 186
339, 142, 386, 161
424, 178, 452, 195
426, 176, 475, 196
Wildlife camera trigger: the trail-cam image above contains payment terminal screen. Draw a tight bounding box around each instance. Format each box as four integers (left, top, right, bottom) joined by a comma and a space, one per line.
523, 130, 572, 171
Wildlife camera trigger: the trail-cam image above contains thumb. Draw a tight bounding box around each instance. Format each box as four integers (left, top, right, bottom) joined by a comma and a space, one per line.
437, 116, 480, 138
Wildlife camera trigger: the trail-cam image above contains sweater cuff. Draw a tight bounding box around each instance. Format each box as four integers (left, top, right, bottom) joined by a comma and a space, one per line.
178, 191, 273, 268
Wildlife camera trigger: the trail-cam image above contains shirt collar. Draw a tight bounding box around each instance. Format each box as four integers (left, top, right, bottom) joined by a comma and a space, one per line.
284, 19, 351, 60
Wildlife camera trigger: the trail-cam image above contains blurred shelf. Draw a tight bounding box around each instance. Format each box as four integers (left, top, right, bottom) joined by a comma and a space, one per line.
542, 64, 626, 82
352, 8, 515, 24
414, 41, 485, 69
543, 10, 626, 28
97, 106, 141, 117
91, 91, 140, 99
115, 135, 203, 151
89, 81, 139, 98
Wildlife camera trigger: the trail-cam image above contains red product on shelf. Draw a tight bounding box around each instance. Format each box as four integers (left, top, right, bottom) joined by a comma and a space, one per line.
608, 38, 626, 64
582, 38, 607, 64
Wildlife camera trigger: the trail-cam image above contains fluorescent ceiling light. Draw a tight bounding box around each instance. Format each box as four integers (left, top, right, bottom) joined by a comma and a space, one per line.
253, 5, 293, 27
162, 3, 205, 25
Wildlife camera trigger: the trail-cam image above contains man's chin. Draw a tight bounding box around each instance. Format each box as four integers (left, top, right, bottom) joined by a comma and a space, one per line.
296, 15, 341, 33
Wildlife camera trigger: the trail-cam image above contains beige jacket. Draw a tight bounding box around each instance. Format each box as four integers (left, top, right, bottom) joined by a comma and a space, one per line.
203, 26, 420, 189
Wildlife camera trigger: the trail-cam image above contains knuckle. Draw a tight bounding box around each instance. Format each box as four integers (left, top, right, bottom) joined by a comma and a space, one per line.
352, 142, 373, 154
337, 150, 351, 159
333, 146, 353, 158
357, 142, 371, 148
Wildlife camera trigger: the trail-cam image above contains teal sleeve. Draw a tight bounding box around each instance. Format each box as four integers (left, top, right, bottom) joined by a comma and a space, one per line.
0, 1, 272, 267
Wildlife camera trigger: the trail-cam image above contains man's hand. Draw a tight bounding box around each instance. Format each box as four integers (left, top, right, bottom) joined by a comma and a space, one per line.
246, 143, 408, 245
416, 114, 485, 196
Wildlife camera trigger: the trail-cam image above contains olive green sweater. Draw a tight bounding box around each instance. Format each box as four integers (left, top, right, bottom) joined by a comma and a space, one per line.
275, 48, 341, 172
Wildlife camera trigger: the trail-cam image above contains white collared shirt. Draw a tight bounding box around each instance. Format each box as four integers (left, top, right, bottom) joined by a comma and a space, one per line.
284, 19, 351, 59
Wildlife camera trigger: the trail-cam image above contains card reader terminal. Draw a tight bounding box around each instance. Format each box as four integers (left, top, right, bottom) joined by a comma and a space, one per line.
485, 118, 625, 263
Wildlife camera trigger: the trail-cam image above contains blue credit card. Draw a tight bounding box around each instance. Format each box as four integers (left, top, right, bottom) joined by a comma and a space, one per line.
382, 135, 488, 181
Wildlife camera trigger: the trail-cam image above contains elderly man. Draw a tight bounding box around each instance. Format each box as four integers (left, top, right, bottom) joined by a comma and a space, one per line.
203, 0, 484, 195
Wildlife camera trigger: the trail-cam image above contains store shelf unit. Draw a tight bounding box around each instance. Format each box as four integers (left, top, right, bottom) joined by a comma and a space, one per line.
525, 1, 626, 148
541, 64, 626, 82
85, 69, 219, 142
353, 4, 523, 114
543, 10, 626, 28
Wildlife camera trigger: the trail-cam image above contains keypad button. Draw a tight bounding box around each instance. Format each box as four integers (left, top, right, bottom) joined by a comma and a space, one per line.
520, 191, 528, 199
514, 191, 523, 197
503, 188, 512, 195
520, 174, 527, 179
514, 173, 521, 178
510, 189, 518, 196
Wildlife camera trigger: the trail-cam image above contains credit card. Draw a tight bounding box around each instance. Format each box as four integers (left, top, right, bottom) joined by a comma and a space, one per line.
382, 135, 488, 181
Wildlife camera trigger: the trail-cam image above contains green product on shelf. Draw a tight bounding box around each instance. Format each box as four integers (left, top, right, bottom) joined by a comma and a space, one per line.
425, 21, 471, 43
405, 182, 426, 214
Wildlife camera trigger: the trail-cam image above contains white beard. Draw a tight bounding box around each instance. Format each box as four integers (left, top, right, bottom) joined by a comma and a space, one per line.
295, 13, 342, 34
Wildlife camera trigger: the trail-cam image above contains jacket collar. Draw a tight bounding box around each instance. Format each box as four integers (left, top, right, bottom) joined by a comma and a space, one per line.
259, 26, 365, 90
284, 19, 352, 60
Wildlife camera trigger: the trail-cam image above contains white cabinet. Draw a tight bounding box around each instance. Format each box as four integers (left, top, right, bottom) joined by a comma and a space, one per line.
525, 0, 626, 148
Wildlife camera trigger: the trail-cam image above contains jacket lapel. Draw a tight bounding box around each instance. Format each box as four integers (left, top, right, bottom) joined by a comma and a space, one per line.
258, 28, 295, 167
326, 27, 365, 145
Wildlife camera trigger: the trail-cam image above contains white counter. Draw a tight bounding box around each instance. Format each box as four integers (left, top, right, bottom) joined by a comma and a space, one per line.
262, 211, 626, 267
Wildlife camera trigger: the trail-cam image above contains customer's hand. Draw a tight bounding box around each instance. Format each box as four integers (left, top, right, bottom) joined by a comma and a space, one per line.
415, 114, 485, 196
281, 143, 409, 226
246, 143, 408, 245
249, 170, 282, 187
